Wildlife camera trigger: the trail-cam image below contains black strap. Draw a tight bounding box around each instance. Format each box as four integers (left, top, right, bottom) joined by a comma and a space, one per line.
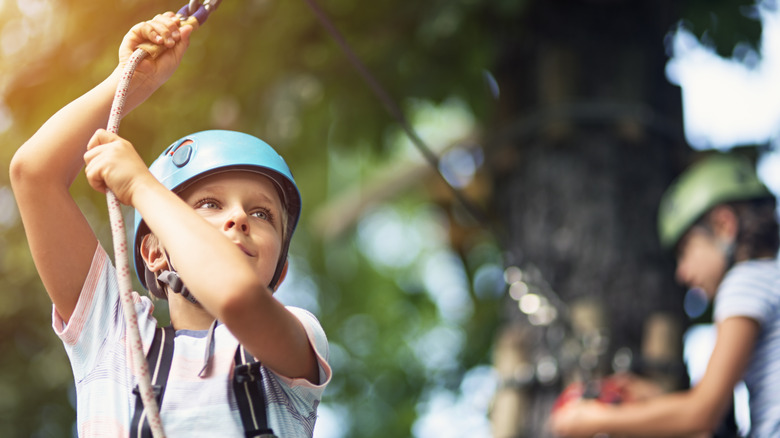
158, 270, 199, 304
129, 325, 276, 437
233, 347, 277, 438
130, 326, 175, 438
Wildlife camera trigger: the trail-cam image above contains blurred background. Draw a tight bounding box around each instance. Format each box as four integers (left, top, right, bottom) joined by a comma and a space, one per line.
0, 0, 776, 436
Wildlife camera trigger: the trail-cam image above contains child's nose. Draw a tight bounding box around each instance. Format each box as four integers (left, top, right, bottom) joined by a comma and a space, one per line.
224, 209, 249, 234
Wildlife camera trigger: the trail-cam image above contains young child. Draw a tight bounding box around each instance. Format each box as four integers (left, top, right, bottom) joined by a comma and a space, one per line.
10, 12, 330, 437
550, 153, 780, 437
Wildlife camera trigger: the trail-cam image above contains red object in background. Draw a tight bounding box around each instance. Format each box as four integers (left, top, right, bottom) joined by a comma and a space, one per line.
552, 377, 624, 412
552, 382, 586, 412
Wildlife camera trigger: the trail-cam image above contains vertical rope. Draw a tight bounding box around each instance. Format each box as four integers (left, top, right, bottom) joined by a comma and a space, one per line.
107, 47, 166, 438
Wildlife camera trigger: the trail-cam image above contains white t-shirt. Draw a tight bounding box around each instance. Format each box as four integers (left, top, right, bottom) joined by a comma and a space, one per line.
53, 245, 331, 437
713, 259, 780, 438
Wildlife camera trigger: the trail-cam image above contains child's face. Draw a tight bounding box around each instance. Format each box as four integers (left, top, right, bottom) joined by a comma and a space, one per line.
179, 170, 285, 286
674, 227, 728, 298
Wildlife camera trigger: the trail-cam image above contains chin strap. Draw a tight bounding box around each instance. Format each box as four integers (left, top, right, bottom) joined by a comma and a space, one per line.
716, 237, 737, 270
150, 250, 200, 305
150, 249, 280, 305
157, 270, 200, 304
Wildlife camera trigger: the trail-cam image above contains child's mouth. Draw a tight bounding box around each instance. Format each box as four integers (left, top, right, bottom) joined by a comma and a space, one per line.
236, 243, 254, 257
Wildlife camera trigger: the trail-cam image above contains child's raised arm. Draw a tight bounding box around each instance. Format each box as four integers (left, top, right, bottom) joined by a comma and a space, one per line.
9, 12, 192, 322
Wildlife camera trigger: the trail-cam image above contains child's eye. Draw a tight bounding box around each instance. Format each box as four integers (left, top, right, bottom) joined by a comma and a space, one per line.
195, 198, 220, 210
251, 207, 274, 222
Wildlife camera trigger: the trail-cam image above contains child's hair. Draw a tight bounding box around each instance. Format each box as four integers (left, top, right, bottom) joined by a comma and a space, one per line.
133, 130, 301, 298
727, 197, 779, 260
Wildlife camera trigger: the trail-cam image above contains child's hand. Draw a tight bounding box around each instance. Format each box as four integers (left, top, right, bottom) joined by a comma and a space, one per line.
84, 129, 156, 205
549, 399, 608, 437
118, 12, 193, 99
608, 372, 665, 402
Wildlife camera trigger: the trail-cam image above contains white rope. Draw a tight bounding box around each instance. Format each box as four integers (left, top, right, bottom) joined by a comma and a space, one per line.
107, 47, 166, 438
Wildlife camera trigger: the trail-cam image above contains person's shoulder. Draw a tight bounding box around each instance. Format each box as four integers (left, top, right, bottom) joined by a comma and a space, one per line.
729, 258, 780, 276
285, 306, 324, 331
721, 258, 780, 296
285, 306, 328, 354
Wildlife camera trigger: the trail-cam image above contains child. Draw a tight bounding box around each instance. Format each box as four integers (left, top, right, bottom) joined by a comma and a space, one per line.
550, 153, 780, 437
10, 12, 330, 437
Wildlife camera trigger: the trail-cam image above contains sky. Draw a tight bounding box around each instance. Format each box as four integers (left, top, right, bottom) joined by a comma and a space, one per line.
665, 0, 780, 193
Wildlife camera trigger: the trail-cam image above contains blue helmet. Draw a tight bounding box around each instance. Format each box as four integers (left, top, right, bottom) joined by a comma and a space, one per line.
133, 130, 301, 298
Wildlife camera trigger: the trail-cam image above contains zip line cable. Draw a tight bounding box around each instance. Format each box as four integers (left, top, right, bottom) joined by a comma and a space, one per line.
303, 0, 495, 233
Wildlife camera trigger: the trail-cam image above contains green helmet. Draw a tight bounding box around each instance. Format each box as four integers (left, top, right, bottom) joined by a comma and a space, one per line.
658, 153, 772, 249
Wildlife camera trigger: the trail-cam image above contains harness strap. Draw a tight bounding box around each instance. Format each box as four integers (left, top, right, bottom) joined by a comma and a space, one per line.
130, 326, 277, 437
233, 347, 278, 438
130, 326, 175, 438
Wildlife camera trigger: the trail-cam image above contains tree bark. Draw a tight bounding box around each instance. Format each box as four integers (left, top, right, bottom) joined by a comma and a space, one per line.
487, 1, 692, 435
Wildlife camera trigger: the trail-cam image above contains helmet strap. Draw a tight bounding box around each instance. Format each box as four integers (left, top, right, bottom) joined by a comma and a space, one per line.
709, 205, 739, 269
144, 267, 168, 299
157, 251, 200, 305
716, 237, 737, 270
152, 251, 283, 304
158, 270, 200, 304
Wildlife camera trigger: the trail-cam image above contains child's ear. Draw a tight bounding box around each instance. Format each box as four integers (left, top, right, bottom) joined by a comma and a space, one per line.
709, 205, 739, 241
140, 234, 168, 272
272, 260, 289, 292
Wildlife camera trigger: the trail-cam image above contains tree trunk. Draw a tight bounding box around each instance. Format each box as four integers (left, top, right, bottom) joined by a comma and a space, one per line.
487, 1, 692, 436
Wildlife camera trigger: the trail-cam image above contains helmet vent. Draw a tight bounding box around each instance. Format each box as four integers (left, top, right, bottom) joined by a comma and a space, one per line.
172, 142, 193, 167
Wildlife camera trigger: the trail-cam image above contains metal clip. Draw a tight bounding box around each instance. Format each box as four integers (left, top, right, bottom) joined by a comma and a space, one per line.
234, 362, 263, 384
178, 0, 222, 25
188, 0, 200, 16
202, 0, 223, 12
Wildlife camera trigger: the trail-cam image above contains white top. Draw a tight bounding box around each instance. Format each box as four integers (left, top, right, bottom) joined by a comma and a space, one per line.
53, 245, 331, 437
714, 259, 780, 438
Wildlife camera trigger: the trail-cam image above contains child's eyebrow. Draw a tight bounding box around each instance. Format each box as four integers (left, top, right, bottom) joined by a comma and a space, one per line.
253, 192, 280, 205
191, 184, 281, 206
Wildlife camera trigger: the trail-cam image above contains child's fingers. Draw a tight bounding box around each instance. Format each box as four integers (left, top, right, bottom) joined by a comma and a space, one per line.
145, 19, 180, 47
84, 130, 125, 170
86, 129, 116, 151
131, 12, 182, 48
84, 130, 126, 190
83, 137, 108, 194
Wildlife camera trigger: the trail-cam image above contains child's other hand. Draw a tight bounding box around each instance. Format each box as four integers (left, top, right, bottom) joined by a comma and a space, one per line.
84, 129, 155, 205
549, 399, 608, 438
119, 12, 193, 97
609, 372, 664, 402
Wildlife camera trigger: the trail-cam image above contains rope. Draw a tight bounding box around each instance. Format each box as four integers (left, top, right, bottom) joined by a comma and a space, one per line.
99, 6, 356, 435
103, 2, 220, 436
106, 47, 166, 438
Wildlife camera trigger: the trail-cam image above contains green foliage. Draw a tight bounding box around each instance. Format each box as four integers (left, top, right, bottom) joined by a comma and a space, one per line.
0, 0, 760, 435
0, 1, 506, 436
676, 0, 763, 58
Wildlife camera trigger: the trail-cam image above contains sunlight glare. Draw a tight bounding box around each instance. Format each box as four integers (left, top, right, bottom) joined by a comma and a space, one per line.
1, 18, 30, 57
